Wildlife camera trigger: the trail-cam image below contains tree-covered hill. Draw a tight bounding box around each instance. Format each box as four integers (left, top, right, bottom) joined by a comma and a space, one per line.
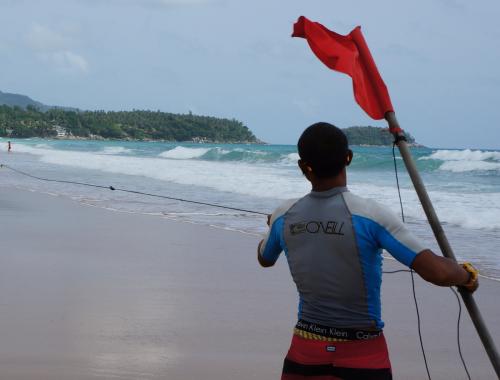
343, 126, 416, 146
0, 90, 48, 111
0, 90, 78, 112
0, 101, 418, 145
0, 105, 258, 143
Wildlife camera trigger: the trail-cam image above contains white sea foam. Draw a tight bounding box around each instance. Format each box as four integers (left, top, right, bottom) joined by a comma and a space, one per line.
13, 144, 51, 155
279, 153, 300, 166
13, 143, 500, 232
243, 149, 266, 155
13, 143, 309, 199
439, 160, 500, 173
420, 149, 500, 172
349, 182, 500, 232
35, 143, 52, 149
159, 146, 210, 159
100, 146, 133, 155
216, 148, 231, 155
421, 149, 500, 162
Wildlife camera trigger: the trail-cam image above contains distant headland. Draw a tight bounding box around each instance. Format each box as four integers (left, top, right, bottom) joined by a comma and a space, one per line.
342, 126, 417, 146
0, 90, 258, 143
1, 90, 417, 146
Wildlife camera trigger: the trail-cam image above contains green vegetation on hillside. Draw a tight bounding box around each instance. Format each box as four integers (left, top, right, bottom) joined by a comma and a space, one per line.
0, 105, 257, 143
0, 103, 418, 146
0, 90, 48, 111
343, 126, 415, 146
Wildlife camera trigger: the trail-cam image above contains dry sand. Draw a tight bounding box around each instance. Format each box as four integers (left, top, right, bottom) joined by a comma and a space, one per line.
0, 187, 498, 379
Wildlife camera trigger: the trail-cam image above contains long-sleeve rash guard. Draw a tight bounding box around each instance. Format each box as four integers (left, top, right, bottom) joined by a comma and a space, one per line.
259, 187, 426, 329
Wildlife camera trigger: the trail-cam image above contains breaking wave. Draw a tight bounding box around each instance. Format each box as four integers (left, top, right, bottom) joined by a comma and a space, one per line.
422, 149, 500, 162
11, 143, 309, 199
159, 146, 210, 159
10, 142, 500, 232
158, 145, 301, 165
100, 146, 134, 155
281, 153, 300, 165
420, 149, 500, 172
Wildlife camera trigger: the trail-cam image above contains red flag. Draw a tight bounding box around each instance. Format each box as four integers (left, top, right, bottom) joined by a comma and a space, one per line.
292, 16, 393, 120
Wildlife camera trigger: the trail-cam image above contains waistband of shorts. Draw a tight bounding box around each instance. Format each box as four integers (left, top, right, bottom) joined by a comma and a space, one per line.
294, 319, 383, 341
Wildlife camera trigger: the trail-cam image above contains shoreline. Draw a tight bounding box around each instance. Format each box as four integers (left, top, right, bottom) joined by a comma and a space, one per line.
12, 186, 500, 282
1, 136, 264, 144
37, 186, 500, 283
2, 136, 425, 148
1, 186, 499, 379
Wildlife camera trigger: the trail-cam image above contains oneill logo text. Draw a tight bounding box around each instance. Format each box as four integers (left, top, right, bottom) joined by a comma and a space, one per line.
290, 221, 345, 236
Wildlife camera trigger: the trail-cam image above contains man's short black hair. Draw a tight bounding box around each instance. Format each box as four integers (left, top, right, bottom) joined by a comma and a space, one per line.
298, 122, 349, 178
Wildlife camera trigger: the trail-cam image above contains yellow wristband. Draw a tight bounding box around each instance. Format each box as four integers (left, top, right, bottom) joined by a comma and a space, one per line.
461, 262, 478, 287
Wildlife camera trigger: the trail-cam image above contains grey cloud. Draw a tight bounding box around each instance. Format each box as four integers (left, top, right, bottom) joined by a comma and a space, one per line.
75, 0, 216, 7
435, 0, 466, 10
40, 50, 89, 73
25, 24, 88, 73
26, 23, 70, 51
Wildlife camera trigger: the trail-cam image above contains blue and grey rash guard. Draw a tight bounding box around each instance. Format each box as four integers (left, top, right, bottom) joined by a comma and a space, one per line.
259, 187, 426, 330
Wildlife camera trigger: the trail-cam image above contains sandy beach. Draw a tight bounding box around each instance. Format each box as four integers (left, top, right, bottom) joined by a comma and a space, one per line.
0, 186, 499, 380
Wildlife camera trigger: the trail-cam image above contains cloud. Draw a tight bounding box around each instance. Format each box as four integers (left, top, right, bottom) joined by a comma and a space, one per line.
155, 0, 212, 4
78, 0, 215, 7
41, 50, 89, 72
26, 23, 68, 51
292, 98, 320, 117
26, 23, 88, 73
435, 0, 466, 10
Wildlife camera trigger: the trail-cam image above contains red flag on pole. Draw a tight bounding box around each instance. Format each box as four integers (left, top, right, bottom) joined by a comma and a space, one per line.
292, 16, 393, 120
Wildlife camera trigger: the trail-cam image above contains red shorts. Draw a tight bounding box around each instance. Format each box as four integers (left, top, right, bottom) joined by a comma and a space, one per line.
281, 334, 392, 380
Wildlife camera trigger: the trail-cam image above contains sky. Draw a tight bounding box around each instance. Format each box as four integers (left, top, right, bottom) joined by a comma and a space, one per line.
1, 0, 499, 148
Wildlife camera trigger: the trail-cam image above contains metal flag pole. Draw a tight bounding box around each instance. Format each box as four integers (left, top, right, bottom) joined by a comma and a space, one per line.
385, 111, 500, 378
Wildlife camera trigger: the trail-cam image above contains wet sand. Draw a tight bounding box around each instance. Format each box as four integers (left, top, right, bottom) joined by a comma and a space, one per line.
0, 187, 498, 379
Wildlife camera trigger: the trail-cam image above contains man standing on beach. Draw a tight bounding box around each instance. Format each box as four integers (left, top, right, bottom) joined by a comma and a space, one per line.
257, 122, 478, 380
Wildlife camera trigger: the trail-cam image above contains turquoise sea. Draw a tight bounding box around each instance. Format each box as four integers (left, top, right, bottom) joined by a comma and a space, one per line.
1, 138, 499, 278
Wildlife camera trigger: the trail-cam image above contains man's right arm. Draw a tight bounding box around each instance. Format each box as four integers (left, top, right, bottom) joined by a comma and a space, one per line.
366, 201, 479, 292
411, 250, 478, 292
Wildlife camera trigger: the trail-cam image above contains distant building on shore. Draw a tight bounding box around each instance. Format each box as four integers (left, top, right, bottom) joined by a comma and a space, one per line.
191, 136, 210, 143
53, 125, 67, 138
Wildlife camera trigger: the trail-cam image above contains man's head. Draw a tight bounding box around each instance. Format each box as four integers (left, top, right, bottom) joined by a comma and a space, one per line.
297, 122, 352, 185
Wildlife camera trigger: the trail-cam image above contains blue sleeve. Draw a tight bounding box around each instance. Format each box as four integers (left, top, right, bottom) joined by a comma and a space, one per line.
375, 225, 419, 267
352, 214, 420, 267
259, 216, 285, 265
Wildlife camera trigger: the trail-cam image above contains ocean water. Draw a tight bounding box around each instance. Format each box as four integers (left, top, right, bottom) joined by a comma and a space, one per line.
1, 138, 499, 279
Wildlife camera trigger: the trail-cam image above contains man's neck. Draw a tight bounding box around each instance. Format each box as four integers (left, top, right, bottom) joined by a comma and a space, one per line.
311, 176, 346, 192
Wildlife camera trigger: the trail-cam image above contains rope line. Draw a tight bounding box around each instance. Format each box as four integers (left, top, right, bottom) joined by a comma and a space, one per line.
450, 287, 472, 380
383, 269, 411, 274
392, 143, 473, 380
382, 262, 472, 379
393, 143, 431, 380
411, 269, 432, 380
0, 163, 268, 216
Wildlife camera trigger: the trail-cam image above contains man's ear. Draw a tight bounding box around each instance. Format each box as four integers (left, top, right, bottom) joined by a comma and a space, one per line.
346, 149, 353, 166
298, 159, 312, 175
